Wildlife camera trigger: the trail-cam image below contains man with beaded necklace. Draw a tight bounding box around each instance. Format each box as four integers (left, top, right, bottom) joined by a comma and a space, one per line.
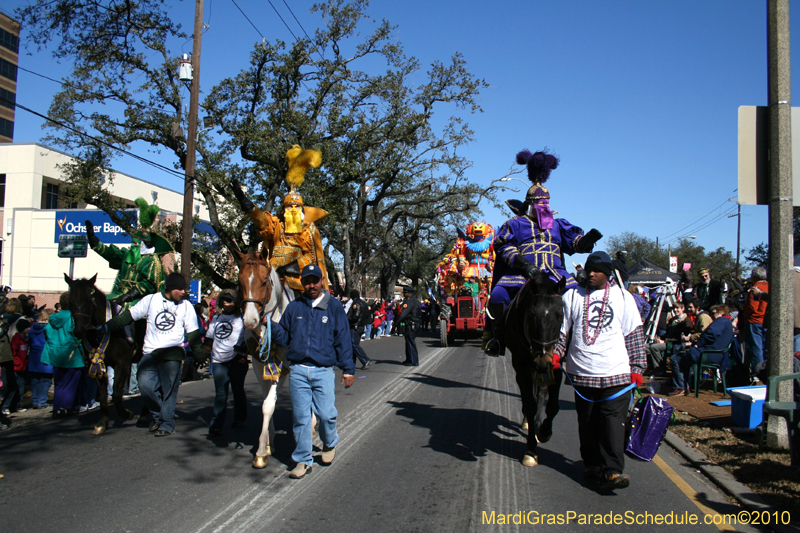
554, 251, 647, 490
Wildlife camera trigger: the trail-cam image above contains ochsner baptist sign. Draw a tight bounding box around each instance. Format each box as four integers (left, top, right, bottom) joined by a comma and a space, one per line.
54, 210, 135, 244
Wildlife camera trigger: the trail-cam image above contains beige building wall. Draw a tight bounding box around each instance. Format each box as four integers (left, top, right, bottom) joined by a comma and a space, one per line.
0, 143, 210, 295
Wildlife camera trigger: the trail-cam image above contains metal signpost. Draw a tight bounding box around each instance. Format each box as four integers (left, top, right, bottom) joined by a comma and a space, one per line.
58, 234, 88, 278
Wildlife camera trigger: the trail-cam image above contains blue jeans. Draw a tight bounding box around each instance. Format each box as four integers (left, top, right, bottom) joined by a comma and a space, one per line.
351, 328, 369, 365
138, 353, 182, 432
127, 363, 139, 393
384, 320, 393, 335
364, 324, 372, 339
210, 360, 248, 429
670, 349, 692, 391
289, 364, 339, 466
745, 322, 765, 371
30, 372, 52, 407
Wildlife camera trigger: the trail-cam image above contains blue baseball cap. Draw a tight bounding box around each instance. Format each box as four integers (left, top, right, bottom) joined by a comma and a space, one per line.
301, 264, 322, 279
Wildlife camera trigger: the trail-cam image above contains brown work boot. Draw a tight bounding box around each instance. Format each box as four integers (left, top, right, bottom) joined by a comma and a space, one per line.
600, 473, 630, 490
289, 463, 312, 479
321, 445, 335, 465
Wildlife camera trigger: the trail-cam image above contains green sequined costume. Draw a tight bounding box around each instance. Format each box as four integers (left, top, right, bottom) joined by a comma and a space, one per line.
93, 242, 168, 310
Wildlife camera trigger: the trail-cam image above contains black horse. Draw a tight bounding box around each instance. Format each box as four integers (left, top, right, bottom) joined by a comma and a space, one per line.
506, 272, 566, 467
65, 274, 138, 435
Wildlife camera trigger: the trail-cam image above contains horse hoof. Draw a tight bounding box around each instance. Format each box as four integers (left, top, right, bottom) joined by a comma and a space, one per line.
123, 410, 134, 421
92, 425, 106, 436
521, 454, 538, 467
253, 455, 269, 469
521, 419, 529, 431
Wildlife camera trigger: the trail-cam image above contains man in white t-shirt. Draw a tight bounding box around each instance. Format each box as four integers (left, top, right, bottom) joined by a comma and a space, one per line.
104, 272, 204, 436
554, 251, 646, 490
203, 289, 248, 436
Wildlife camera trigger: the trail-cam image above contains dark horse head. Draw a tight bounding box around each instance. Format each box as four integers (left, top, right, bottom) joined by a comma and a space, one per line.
508, 271, 566, 374
64, 273, 108, 341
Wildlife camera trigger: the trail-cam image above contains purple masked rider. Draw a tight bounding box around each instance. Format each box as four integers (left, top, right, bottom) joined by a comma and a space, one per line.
485, 149, 602, 356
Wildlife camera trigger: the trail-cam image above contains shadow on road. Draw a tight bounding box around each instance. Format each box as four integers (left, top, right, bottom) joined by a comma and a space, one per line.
404, 372, 520, 399
388, 400, 527, 462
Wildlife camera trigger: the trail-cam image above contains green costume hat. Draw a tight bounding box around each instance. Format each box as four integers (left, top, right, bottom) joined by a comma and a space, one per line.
131, 197, 174, 255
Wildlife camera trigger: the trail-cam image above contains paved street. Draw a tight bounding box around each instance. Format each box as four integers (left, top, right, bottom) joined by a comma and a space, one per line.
0, 331, 765, 532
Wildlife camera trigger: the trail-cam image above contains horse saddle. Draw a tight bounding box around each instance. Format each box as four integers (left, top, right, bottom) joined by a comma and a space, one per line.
276, 260, 301, 277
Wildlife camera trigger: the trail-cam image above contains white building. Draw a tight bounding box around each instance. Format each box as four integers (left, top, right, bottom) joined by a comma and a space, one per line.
0, 142, 209, 302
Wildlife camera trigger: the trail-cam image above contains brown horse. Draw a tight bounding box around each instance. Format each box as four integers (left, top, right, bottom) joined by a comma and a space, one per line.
64, 274, 137, 435
236, 250, 296, 468
506, 272, 566, 467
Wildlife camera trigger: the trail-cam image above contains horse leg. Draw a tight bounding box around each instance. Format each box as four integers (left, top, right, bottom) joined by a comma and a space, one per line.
537, 370, 562, 443
252, 360, 277, 468
515, 371, 539, 466
112, 352, 134, 421
93, 374, 109, 435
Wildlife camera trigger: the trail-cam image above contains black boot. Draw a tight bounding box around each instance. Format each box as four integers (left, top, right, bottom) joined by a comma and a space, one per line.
484, 302, 506, 356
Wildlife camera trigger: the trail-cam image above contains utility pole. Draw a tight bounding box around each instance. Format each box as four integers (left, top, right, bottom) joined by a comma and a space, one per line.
766, 0, 793, 449
181, 0, 204, 282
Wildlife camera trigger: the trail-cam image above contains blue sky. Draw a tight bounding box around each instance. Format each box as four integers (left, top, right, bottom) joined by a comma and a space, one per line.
5, 0, 794, 269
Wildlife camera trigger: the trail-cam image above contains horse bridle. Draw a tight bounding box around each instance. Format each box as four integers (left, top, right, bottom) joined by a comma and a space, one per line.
240, 257, 278, 320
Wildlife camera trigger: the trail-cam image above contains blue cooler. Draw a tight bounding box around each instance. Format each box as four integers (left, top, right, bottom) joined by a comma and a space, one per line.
726, 385, 767, 429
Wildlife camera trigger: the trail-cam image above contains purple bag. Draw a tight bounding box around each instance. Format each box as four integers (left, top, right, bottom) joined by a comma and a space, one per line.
626, 395, 674, 461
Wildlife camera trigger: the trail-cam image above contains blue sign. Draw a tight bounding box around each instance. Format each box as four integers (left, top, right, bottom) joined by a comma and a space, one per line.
55, 210, 136, 244
189, 279, 202, 304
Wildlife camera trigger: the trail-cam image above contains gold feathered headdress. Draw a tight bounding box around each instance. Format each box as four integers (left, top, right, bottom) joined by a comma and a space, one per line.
283, 144, 322, 207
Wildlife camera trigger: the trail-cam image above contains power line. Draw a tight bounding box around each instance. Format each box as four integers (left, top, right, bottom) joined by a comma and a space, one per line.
659, 196, 732, 241
230, 0, 265, 39
5, 96, 189, 180
281, 0, 313, 41
266, 0, 299, 41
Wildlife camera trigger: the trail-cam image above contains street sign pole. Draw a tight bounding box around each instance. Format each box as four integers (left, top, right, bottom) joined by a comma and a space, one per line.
69, 257, 75, 279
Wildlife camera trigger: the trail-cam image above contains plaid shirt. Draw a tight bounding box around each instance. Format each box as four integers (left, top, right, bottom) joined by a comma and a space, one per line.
555, 325, 647, 388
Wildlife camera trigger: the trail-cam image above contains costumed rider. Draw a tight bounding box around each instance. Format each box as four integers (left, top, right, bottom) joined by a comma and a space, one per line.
485, 149, 603, 356
85, 198, 173, 310
231, 145, 329, 294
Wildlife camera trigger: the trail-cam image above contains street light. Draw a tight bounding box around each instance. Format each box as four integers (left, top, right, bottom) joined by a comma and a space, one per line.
499, 177, 530, 187
668, 236, 696, 260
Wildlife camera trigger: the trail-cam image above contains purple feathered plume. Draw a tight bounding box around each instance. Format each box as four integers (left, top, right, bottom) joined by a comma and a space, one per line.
516, 148, 559, 184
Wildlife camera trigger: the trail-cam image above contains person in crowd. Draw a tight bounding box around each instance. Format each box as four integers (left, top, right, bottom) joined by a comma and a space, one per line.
486, 148, 602, 355
269, 264, 354, 479
554, 251, 646, 490
397, 286, 422, 366
694, 268, 724, 311
0, 299, 25, 415
1, 317, 30, 415
42, 293, 85, 418
628, 284, 651, 323
373, 300, 386, 338
678, 267, 693, 303
204, 289, 248, 436
363, 299, 374, 341
347, 290, 373, 370
429, 298, 440, 331
742, 267, 769, 373
645, 301, 693, 375
27, 309, 54, 409
612, 250, 629, 288
668, 304, 734, 396
384, 301, 394, 337
102, 272, 204, 436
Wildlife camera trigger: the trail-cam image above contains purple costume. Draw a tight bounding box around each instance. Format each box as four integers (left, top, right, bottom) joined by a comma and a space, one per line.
490, 215, 593, 306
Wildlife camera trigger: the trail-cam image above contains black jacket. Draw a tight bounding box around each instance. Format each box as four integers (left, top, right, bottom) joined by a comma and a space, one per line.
348, 298, 373, 328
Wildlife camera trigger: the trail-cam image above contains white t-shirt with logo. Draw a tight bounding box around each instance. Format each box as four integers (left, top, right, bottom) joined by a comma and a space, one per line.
129, 293, 200, 356
561, 284, 642, 378
205, 313, 246, 363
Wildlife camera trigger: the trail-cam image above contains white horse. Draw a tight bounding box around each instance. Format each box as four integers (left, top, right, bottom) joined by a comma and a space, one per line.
237, 250, 297, 469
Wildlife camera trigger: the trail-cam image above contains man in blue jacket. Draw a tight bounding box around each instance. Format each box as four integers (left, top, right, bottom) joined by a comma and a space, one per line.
271, 264, 355, 479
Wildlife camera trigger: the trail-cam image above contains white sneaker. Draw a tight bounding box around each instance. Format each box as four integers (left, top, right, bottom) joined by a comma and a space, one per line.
88, 401, 100, 411
78, 405, 88, 413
